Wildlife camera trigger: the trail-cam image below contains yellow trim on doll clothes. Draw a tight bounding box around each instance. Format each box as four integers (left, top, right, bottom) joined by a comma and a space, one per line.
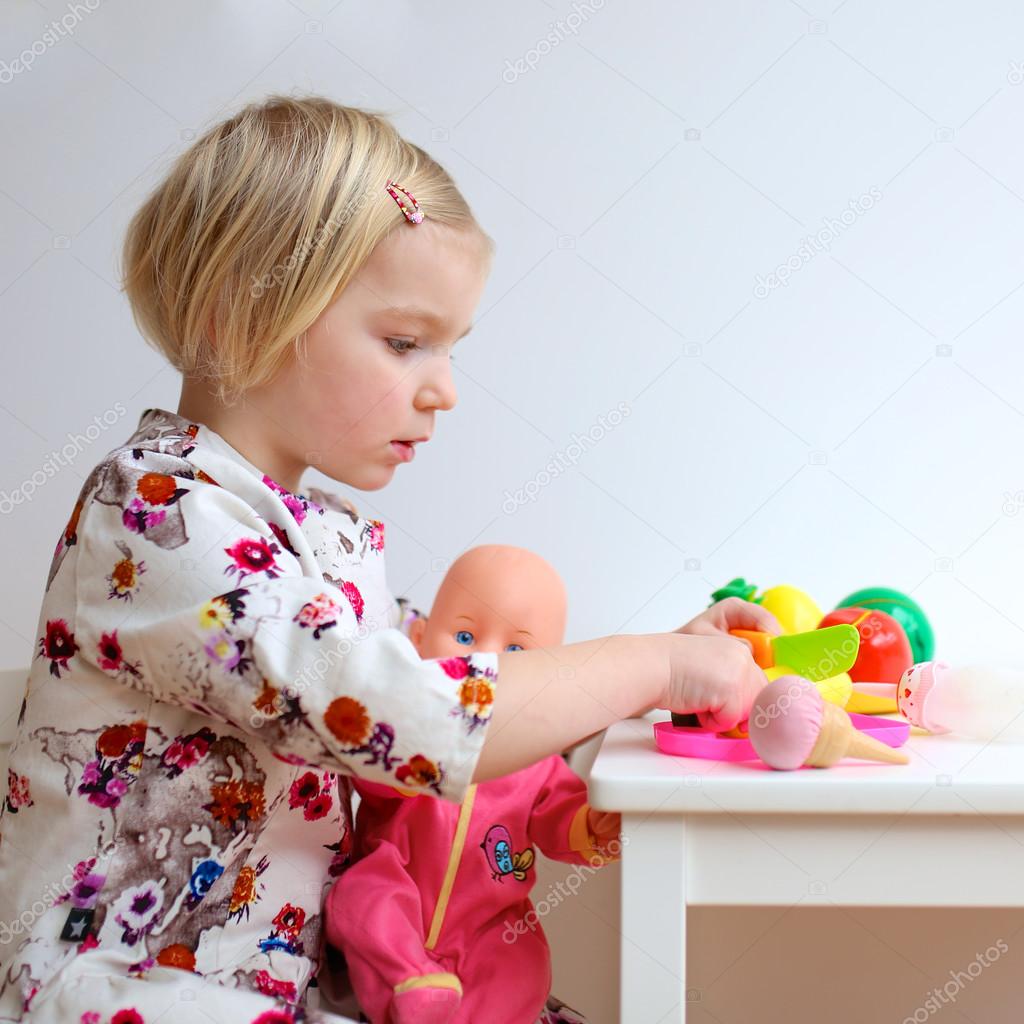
568, 803, 620, 866
424, 783, 478, 950
394, 971, 464, 996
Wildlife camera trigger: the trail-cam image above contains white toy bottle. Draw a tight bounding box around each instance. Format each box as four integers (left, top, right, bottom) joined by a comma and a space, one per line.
898, 662, 1024, 741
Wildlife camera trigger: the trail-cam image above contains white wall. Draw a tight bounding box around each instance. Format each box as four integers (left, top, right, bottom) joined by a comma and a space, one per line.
3, 1, 1024, 1020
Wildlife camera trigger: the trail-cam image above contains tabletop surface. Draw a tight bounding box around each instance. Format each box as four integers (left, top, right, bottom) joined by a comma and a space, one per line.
588, 711, 1024, 816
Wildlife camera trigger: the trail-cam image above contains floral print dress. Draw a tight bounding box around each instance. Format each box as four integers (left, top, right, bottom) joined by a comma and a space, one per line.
0, 408, 500, 1024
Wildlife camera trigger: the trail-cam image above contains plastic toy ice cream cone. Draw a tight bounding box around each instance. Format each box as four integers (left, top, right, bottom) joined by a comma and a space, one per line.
749, 676, 910, 770
807, 699, 909, 767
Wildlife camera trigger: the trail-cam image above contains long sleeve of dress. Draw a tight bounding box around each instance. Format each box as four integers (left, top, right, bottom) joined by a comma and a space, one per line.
70, 447, 498, 804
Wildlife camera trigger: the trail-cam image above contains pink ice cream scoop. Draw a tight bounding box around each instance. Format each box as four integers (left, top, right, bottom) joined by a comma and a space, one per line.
895, 660, 950, 732
748, 676, 910, 770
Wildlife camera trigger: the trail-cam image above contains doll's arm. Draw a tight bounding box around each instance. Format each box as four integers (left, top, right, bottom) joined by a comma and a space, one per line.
526, 756, 622, 867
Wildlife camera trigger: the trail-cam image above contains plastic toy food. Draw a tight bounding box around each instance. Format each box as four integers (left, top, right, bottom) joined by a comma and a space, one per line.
818, 607, 912, 714
764, 664, 852, 710
717, 665, 853, 739
898, 662, 1024, 741
730, 623, 859, 682
711, 578, 823, 635
748, 676, 910, 770
835, 587, 934, 663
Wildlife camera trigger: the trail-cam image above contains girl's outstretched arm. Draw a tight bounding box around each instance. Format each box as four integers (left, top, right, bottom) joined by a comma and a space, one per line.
473, 629, 767, 781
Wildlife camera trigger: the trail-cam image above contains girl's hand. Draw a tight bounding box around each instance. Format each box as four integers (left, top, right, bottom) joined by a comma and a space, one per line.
662, 633, 769, 733
676, 596, 781, 640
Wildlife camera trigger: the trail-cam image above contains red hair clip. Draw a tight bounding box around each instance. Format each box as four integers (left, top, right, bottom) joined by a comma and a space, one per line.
385, 180, 424, 224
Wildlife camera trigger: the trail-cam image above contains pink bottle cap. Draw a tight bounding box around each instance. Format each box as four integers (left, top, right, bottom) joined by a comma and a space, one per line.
897, 661, 951, 733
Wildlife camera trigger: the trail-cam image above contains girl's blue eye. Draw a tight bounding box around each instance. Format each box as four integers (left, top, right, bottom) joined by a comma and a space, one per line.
455, 630, 474, 645
387, 337, 459, 363
386, 338, 419, 355
505, 643, 523, 652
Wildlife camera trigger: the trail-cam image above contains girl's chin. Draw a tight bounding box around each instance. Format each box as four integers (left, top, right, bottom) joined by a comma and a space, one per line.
350, 465, 397, 491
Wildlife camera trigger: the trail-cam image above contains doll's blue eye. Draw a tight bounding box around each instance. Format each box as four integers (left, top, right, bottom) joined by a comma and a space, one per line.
505, 643, 523, 652
455, 630, 474, 645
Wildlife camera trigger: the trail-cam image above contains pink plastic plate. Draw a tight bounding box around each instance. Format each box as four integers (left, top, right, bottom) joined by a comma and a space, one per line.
653, 713, 910, 762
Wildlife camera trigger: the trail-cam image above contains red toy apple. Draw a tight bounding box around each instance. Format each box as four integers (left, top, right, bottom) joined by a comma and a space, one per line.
817, 607, 912, 684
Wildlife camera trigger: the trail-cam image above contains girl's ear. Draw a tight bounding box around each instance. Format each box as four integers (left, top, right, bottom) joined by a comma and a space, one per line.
408, 615, 427, 653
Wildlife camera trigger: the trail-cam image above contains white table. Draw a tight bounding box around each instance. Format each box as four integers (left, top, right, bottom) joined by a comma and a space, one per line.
588, 710, 1024, 1024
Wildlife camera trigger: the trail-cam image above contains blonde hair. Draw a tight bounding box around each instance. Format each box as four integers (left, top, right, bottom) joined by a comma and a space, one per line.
121, 95, 493, 404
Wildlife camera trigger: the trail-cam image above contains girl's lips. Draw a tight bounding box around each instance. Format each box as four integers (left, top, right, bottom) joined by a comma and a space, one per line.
391, 441, 415, 462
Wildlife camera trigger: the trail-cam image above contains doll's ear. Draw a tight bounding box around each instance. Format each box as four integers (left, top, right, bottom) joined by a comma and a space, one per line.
408, 615, 427, 653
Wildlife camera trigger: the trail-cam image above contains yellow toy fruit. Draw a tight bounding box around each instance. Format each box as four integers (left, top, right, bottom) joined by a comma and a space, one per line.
757, 585, 823, 635
765, 665, 851, 709
720, 662, 853, 739
845, 689, 898, 715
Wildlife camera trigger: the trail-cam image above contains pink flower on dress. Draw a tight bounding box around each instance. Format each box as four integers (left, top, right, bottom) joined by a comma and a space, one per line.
96, 631, 143, 683
253, 969, 298, 1002
250, 1011, 295, 1024
38, 619, 78, 678
161, 727, 214, 778
122, 498, 167, 535
112, 1011, 145, 1024
6, 769, 33, 813
223, 537, 282, 582
204, 631, 242, 670
364, 520, 385, 552
438, 656, 470, 680
288, 771, 320, 809
339, 580, 364, 623
303, 791, 333, 821
293, 593, 341, 639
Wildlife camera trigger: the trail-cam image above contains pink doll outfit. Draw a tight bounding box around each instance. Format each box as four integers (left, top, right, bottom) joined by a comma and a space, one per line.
325, 753, 617, 1024
0, 408, 501, 1023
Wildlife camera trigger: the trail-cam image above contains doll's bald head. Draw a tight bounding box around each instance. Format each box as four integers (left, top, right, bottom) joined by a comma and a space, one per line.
408, 544, 567, 659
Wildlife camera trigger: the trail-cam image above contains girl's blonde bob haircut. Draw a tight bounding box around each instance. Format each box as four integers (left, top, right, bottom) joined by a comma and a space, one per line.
121, 94, 492, 404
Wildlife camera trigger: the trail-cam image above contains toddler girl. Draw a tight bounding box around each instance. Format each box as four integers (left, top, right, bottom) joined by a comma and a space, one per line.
0, 95, 775, 1024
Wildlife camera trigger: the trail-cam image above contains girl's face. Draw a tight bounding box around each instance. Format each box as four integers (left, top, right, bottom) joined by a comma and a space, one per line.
254, 222, 490, 493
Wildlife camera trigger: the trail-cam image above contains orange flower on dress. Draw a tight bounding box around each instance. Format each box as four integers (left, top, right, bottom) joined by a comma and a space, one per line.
323, 696, 371, 746
205, 779, 266, 828
457, 675, 496, 733
64, 499, 82, 545
395, 754, 442, 789
107, 541, 146, 601
252, 679, 281, 719
136, 472, 180, 506
97, 721, 147, 759
156, 943, 196, 972
228, 855, 269, 922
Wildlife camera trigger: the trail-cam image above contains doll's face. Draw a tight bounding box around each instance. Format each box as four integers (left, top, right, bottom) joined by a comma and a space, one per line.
409, 545, 567, 660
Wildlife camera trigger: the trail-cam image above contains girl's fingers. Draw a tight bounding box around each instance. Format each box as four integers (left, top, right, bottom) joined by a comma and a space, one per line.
715, 597, 782, 636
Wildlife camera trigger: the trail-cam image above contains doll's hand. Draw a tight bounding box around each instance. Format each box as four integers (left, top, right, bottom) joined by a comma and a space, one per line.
676, 596, 781, 640
586, 808, 621, 851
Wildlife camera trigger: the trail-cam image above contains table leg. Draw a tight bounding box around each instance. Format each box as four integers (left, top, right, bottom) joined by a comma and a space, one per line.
620, 813, 688, 1024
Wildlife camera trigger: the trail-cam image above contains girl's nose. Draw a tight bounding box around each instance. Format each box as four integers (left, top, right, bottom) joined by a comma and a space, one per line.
417, 349, 458, 412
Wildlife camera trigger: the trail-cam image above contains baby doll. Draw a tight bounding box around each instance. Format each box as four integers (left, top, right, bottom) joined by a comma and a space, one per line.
325, 544, 620, 1024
